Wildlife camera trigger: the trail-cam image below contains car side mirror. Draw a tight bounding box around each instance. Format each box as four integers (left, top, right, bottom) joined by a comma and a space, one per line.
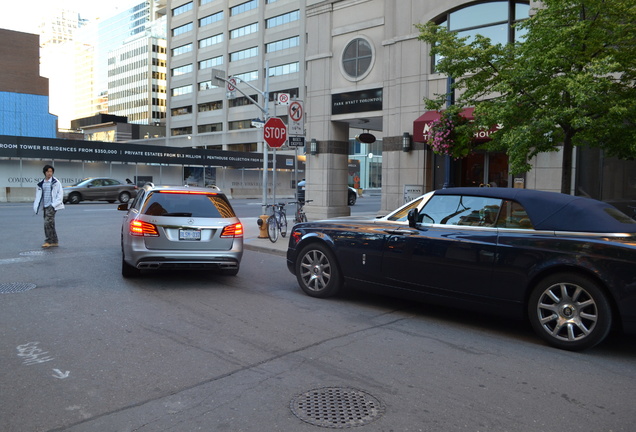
117, 203, 129, 211
407, 208, 419, 228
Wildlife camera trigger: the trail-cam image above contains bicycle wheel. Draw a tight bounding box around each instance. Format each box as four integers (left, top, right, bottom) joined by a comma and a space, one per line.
280, 212, 288, 238
267, 215, 279, 243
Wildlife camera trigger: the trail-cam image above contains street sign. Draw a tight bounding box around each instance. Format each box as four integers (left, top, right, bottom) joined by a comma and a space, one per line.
288, 100, 304, 136
276, 93, 290, 105
211, 68, 225, 86
251, 118, 265, 128
264, 117, 287, 148
227, 77, 237, 92
288, 136, 305, 147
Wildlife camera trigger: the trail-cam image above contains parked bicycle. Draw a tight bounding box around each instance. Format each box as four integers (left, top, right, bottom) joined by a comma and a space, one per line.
265, 202, 288, 243
289, 199, 313, 223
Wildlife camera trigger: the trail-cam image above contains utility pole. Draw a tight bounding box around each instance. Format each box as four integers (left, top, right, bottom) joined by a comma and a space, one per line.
213, 62, 270, 214
443, 76, 455, 189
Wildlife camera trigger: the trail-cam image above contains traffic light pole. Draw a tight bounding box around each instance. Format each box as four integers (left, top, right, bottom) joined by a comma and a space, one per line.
214, 61, 270, 214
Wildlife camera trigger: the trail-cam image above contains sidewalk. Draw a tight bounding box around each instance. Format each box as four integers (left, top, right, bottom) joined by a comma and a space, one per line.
241, 210, 381, 257
241, 217, 289, 257
241, 189, 381, 257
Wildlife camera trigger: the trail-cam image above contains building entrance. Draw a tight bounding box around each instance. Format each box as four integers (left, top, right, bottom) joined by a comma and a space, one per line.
433, 151, 509, 189
460, 152, 509, 188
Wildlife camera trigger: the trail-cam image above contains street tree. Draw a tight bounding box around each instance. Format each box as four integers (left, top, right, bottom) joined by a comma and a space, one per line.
417, 0, 636, 193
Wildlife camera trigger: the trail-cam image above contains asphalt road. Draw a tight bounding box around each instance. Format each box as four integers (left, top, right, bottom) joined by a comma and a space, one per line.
1, 201, 635, 432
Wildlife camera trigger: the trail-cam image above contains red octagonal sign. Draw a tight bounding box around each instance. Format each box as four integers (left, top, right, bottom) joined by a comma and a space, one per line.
264, 117, 287, 148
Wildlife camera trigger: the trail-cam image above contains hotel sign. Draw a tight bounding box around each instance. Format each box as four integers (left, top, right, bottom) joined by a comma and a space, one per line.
332, 89, 382, 115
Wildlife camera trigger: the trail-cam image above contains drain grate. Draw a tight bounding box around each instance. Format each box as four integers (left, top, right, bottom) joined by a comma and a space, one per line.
290, 387, 384, 429
0, 283, 37, 294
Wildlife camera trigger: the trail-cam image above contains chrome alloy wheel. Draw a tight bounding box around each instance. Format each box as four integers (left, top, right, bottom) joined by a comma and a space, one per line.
300, 249, 332, 292
535, 282, 598, 342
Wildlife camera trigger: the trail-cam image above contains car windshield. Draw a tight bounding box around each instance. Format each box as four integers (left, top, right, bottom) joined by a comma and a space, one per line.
71, 178, 92, 186
420, 195, 503, 226
141, 191, 236, 218
385, 197, 424, 222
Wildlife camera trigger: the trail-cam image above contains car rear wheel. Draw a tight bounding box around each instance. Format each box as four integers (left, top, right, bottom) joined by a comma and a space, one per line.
121, 256, 141, 278
528, 273, 612, 351
119, 192, 131, 203
295, 243, 342, 298
69, 193, 81, 204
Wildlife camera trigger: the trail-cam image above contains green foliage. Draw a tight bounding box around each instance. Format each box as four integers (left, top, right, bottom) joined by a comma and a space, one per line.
416, 0, 636, 190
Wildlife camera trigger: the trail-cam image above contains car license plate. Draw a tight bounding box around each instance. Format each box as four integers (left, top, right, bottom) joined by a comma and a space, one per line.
179, 229, 201, 241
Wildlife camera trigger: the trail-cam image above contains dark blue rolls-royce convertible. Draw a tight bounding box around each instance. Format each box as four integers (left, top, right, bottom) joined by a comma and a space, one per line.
286, 187, 636, 351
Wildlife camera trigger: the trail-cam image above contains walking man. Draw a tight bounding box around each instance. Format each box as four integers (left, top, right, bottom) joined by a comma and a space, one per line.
33, 164, 65, 248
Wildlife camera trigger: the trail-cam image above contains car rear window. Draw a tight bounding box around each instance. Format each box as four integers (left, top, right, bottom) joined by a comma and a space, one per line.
141, 191, 236, 218
604, 207, 636, 224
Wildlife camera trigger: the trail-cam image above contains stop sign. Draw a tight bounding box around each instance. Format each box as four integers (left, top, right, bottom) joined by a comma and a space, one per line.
264, 117, 287, 148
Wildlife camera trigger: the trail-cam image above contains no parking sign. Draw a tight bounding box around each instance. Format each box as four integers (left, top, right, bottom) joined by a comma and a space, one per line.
288, 101, 304, 136
277, 93, 290, 105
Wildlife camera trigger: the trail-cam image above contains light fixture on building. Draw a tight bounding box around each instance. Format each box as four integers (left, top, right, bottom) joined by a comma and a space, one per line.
402, 132, 412, 152
310, 138, 318, 155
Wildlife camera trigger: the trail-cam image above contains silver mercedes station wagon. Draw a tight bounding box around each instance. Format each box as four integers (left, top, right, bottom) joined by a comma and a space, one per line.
118, 184, 243, 277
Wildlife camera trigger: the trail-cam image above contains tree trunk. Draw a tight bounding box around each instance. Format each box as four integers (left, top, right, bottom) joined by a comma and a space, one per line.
560, 133, 574, 194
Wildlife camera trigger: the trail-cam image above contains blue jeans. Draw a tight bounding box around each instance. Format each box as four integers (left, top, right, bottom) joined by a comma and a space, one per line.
43, 206, 58, 244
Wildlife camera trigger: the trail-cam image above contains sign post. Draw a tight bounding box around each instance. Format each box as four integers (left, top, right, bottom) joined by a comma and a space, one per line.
287, 100, 304, 192
212, 64, 271, 212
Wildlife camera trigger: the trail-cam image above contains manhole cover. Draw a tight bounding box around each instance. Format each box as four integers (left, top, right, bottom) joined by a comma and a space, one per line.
290, 387, 384, 428
0, 283, 37, 294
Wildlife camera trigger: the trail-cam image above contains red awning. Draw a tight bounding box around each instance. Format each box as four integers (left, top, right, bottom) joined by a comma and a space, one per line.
412, 108, 475, 143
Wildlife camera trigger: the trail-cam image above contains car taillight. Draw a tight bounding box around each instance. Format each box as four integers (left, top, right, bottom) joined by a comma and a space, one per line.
291, 230, 302, 246
221, 222, 243, 238
130, 220, 159, 237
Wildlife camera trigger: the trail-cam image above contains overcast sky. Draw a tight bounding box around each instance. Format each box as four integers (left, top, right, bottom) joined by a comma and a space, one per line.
0, 1, 137, 34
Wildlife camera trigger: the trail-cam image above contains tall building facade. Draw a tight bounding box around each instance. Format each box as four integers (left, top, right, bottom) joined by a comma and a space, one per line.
38, 8, 88, 47
38, 8, 90, 130
0, 29, 57, 138
104, 1, 169, 126
166, 0, 305, 152
107, 34, 168, 126
42, 1, 169, 128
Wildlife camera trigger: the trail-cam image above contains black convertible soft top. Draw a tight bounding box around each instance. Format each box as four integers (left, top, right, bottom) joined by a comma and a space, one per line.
435, 187, 636, 233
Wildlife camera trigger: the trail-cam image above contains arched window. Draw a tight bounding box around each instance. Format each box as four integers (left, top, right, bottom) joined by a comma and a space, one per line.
433, 1, 530, 70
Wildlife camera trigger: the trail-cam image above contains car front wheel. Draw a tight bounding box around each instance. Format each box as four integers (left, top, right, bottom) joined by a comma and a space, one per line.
348, 192, 357, 205
295, 243, 342, 298
528, 273, 612, 351
119, 192, 131, 203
